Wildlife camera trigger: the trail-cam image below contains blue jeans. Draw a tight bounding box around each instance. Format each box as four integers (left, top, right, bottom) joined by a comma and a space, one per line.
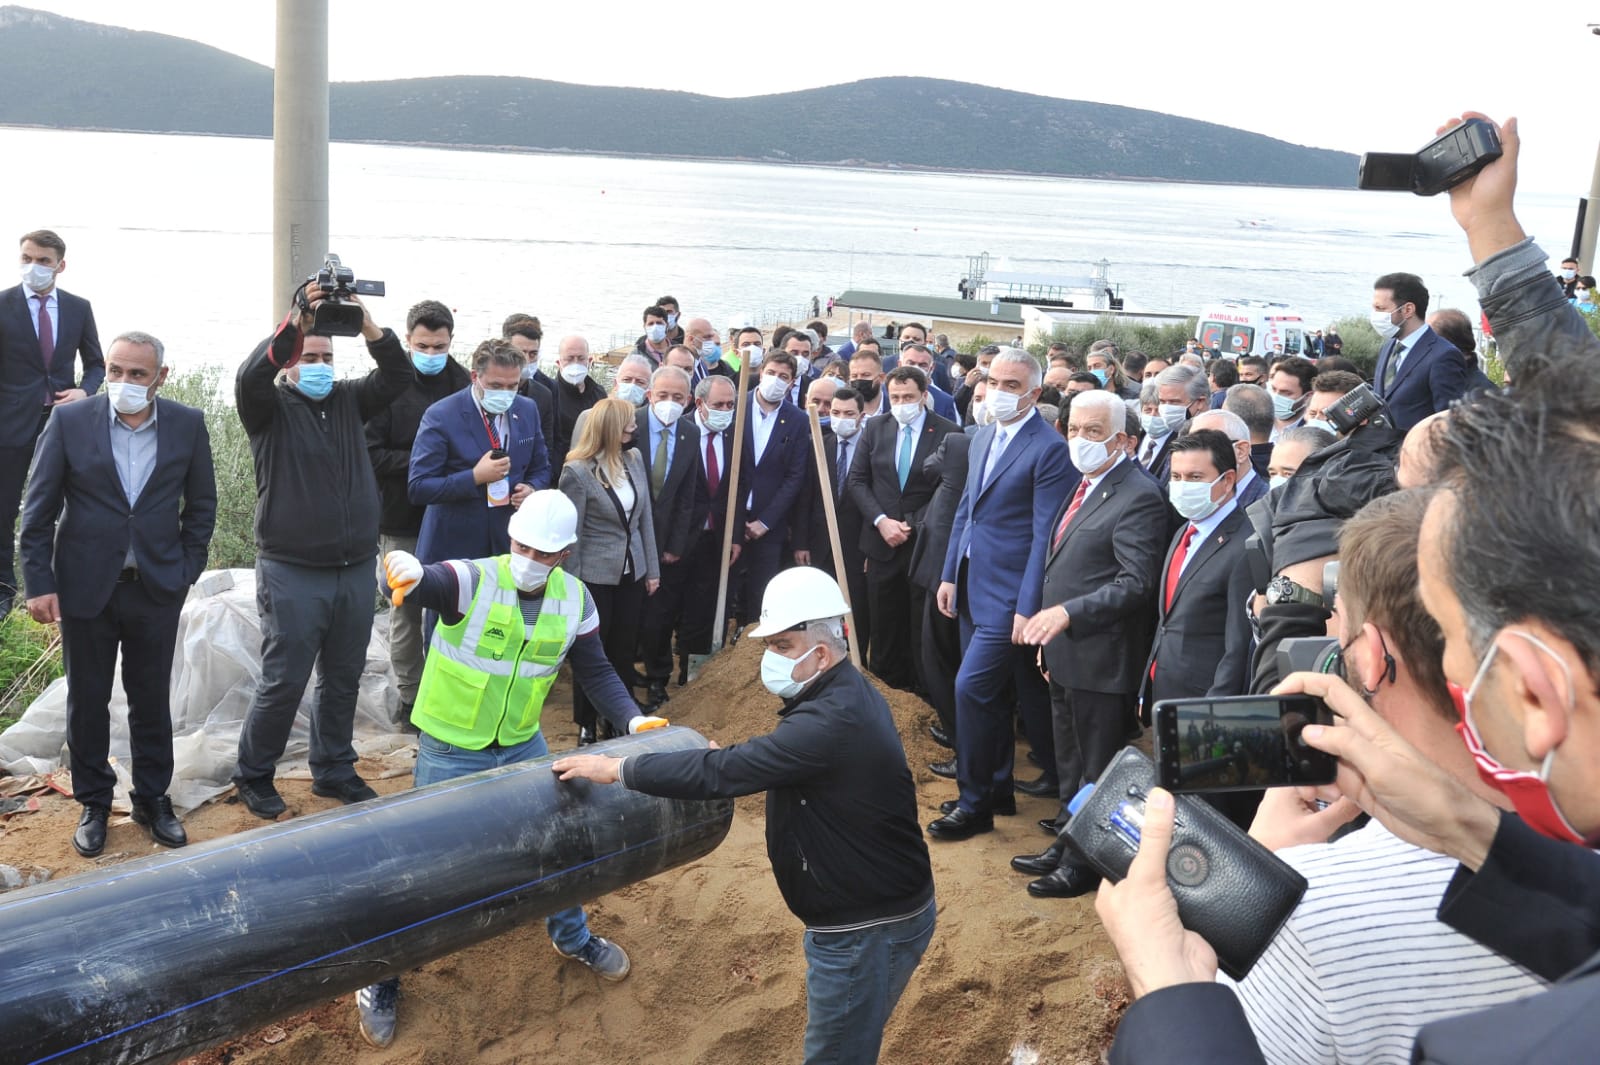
801, 901, 936, 1064
415, 730, 592, 954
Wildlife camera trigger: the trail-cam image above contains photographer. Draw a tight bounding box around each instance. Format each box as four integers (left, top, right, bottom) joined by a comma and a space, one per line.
231, 277, 411, 819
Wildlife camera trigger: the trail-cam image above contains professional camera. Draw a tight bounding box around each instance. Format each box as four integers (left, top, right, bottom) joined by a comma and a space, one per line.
1357, 118, 1502, 197
301, 254, 386, 337
1275, 636, 1341, 680
1325, 381, 1388, 435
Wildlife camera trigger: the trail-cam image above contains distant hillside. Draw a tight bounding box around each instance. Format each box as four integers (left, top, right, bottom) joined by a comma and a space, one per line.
0, 6, 1358, 187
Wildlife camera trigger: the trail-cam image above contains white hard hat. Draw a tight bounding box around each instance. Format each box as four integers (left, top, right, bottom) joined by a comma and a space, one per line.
507, 490, 578, 552
749, 567, 851, 637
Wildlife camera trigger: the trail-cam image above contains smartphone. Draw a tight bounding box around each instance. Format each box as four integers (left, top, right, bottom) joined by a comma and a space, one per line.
1153, 695, 1336, 793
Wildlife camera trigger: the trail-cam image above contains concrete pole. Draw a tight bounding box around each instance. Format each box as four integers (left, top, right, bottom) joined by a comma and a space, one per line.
1580, 140, 1600, 275
272, 0, 330, 318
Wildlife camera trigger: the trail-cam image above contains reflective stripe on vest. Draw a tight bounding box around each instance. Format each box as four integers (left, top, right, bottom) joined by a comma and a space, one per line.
411, 559, 585, 750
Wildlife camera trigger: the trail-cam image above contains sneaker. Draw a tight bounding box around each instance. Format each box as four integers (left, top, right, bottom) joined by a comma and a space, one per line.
311, 776, 379, 804
556, 935, 631, 981
234, 776, 287, 820
356, 979, 399, 1048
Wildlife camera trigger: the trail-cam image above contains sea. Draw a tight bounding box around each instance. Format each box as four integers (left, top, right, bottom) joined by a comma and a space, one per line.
2, 126, 1579, 373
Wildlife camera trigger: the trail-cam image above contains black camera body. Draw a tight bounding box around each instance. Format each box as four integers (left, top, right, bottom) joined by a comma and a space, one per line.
1325, 381, 1387, 435
1358, 118, 1502, 197
303, 253, 386, 337
1275, 636, 1341, 680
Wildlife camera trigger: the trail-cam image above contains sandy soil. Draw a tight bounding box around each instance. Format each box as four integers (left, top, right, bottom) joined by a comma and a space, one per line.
0, 635, 1129, 1065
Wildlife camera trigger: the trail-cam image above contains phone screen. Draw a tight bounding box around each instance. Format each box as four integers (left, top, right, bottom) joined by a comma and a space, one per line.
1154, 695, 1337, 793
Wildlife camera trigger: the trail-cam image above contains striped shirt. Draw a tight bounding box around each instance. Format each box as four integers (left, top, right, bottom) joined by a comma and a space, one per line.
1217, 819, 1545, 1065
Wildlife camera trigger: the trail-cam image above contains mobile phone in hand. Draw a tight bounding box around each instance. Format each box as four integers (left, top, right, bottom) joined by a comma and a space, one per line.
1153, 694, 1336, 793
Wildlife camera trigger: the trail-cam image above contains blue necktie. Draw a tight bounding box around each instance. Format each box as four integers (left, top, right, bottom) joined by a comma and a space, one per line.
897, 425, 914, 488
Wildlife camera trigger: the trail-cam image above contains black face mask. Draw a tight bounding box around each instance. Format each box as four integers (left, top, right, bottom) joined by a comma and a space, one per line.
854, 379, 880, 402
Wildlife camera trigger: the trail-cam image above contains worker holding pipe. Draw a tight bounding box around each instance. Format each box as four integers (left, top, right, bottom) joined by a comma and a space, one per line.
356, 489, 665, 1048
553, 566, 935, 1065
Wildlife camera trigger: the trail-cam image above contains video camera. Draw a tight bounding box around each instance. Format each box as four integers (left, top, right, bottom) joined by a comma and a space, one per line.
300, 254, 386, 337
1358, 118, 1502, 197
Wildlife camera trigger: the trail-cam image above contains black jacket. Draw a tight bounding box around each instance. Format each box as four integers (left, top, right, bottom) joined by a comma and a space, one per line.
365, 358, 471, 536
907, 430, 972, 593
552, 375, 605, 462
516, 376, 557, 458
621, 661, 933, 929
236, 313, 412, 567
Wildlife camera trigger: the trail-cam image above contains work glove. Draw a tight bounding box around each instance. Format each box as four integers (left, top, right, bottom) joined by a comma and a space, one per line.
627, 715, 669, 734
384, 550, 423, 606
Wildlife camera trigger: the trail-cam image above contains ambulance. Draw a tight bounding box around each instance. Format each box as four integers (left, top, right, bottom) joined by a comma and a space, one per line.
1194, 301, 1309, 359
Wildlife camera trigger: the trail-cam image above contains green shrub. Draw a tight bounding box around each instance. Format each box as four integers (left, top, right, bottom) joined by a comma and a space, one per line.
1029, 317, 1198, 363
0, 611, 62, 728
957, 334, 998, 355
1327, 316, 1381, 379
160, 369, 258, 570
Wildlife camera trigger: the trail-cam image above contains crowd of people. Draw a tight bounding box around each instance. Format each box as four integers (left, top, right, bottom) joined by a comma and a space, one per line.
6, 110, 1599, 1063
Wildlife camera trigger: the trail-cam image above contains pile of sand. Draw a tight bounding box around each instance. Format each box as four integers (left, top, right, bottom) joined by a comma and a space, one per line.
0, 635, 1129, 1064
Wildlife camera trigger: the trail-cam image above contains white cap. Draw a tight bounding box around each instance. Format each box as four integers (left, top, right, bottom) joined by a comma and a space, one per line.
507, 490, 578, 552
749, 567, 851, 638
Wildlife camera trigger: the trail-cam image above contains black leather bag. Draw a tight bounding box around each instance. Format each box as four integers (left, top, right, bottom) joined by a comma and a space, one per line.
1063, 746, 1307, 980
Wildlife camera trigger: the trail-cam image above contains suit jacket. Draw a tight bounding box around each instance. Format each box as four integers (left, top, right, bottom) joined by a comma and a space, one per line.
517, 376, 557, 457
410, 389, 551, 563
20, 395, 215, 617
908, 432, 972, 593
928, 386, 958, 422
1038, 459, 1168, 695
1235, 469, 1270, 510
636, 406, 706, 561
0, 284, 105, 448
1374, 325, 1468, 431
558, 450, 660, 586
941, 411, 1076, 625
694, 416, 748, 547
742, 396, 809, 539
1248, 441, 1273, 480
793, 425, 866, 576
1140, 504, 1253, 707
846, 411, 960, 565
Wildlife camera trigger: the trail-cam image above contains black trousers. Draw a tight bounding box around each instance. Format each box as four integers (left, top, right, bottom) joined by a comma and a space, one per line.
865, 556, 922, 690
737, 534, 785, 628
1050, 681, 1131, 815
679, 531, 726, 657
920, 588, 960, 736
0, 410, 48, 599
572, 577, 645, 732
639, 557, 689, 683
60, 577, 183, 810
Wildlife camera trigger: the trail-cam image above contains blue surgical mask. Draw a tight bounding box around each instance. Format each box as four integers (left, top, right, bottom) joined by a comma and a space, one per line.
481, 387, 516, 415
1091, 368, 1109, 385
617, 382, 647, 407
818, 415, 831, 428
666, 312, 679, 329
295, 363, 334, 400
411, 350, 448, 376
646, 323, 667, 344
701, 341, 722, 363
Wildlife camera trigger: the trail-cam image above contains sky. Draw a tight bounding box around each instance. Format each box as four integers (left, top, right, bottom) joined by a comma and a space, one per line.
32, 1, 1600, 194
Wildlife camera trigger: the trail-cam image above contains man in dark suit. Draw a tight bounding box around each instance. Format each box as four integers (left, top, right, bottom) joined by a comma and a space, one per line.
20, 331, 214, 857
909, 425, 973, 757
502, 313, 556, 458
410, 340, 551, 565
637, 365, 707, 707
1141, 430, 1253, 712
1222, 383, 1276, 481
1135, 365, 1205, 483
1189, 409, 1270, 509
928, 350, 1075, 841
896, 344, 959, 422
1011, 390, 1167, 896
1, 229, 105, 614
736, 351, 809, 626
1371, 272, 1469, 431
793, 382, 872, 663
846, 366, 959, 690
678, 375, 746, 672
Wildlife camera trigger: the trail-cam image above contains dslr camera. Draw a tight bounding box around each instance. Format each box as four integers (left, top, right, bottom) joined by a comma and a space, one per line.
1325, 381, 1388, 434
1358, 118, 1502, 197
300, 253, 386, 337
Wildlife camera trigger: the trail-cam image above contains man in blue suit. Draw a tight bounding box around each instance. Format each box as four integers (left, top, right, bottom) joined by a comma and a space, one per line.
1371, 272, 1468, 431
410, 339, 551, 565
736, 350, 809, 627
0, 229, 104, 614
929, 349, 1076, 840
898, 344, 959, 422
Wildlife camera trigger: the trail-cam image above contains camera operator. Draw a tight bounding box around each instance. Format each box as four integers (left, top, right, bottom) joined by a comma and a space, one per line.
1095, 113, 1600, 1065
231, 276, 412, 819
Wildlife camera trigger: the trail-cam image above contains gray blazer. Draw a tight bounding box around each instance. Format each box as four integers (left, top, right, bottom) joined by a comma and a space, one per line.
558, 450, 660, 586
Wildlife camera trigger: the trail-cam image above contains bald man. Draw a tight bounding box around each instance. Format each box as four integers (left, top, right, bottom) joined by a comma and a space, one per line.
1397, 410, 1449, 489
552, 335, 606, 461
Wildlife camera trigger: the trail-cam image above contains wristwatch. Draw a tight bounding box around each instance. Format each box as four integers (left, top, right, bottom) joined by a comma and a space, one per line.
1266, 575, 1324, 607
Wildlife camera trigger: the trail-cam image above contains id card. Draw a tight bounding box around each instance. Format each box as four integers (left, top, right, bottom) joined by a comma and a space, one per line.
486, 478, 511, 507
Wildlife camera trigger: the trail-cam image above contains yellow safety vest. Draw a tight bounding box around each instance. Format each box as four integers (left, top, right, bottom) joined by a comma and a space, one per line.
410, 559, 584, 750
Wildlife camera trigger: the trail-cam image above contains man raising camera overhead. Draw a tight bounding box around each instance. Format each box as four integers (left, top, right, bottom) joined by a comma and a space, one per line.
230, 262, 412, 820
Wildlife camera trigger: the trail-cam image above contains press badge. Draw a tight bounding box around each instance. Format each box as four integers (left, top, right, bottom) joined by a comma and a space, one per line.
486, 478, 511, 507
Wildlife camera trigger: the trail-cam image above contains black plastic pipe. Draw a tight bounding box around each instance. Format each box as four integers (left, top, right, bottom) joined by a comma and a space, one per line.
0, 726, 731, 1065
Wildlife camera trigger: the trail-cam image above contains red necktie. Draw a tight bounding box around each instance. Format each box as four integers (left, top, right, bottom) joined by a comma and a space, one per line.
35, 295, 54, 403
1051, 479, 1089, 551
704, 430, 720, 527
1163, 524, 1198, 610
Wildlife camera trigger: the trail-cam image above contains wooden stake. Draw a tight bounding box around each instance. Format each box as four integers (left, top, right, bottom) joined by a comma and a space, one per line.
711, 351, 752, 650
807, 406, 863, 669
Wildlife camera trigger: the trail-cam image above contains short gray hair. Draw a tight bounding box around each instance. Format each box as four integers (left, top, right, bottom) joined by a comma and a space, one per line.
1156, 364, 1208, 403
651, 365, 691, 392
990, 347, 1042, 389
110, 330, 165, 367
1223, 383, 1274, 438
804, 616, 848, 655
1282, 425, 1337, 454
1140, 381, 1158, 406
619, 353, 654, 377
695, 374, 735, 402
1068, 388, 1126, 434
1189, 408, 1250, 445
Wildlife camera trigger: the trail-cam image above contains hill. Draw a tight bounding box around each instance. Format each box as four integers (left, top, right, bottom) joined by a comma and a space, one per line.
0, 6, 1357, 186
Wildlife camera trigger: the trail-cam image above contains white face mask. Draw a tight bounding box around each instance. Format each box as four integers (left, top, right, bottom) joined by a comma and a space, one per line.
652, 399, 684, 426
1370, 308, 1401, 341
987, 388, 1024, 423
971, 400, 993, 426
560, 362, 590, 386
703, 407, 734, 432
1168, 477, 1223, 522
616, 381, 647, 407
1305, 416, 1339, 435
646, 322, 667, 344
1577, 289, 1592, 302
794, 354, 811, 376
1269, 474, 1289, 491
508, 554, 553, 592
741, 345, 763, 368
1156, 403, 1188, 435
1562, 267, 1578, 281
891, 401, 921, 426
832, 417, 859, 439
21, 262, 55, 293
106, 381, 151, 415
1068, 434, 1114, 474
760, 644, 822, 699
757, 374, 789, 403
1272, 392, 1300, 421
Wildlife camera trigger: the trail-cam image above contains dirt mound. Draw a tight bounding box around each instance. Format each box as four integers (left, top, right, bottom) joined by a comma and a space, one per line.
0, 635, 1128, 1065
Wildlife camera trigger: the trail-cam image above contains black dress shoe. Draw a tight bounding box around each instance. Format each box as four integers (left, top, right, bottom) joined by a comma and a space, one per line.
926, 807, 994, 841
234, 776, 287, 819
677, 654, 690, 687
647, 681, 670, 708
1014, 775, 1060, 798
941, 795, 1017, 817
72, 805, 108, 858
1028, 864, 1102, 898
1010, 839, 1065, 876
928, 758, 957, 779
928, 723, 954, 749
578, 726, 597, 747
130, 794, 188, 848
311, 776, 379, 805
1038, 817, 1065, 837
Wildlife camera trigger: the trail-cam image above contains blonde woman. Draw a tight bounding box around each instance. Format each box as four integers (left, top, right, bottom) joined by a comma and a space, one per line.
558, 398, 660, 742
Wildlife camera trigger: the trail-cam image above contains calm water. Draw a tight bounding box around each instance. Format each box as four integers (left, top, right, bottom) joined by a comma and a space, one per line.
3, 127, 1577, 373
